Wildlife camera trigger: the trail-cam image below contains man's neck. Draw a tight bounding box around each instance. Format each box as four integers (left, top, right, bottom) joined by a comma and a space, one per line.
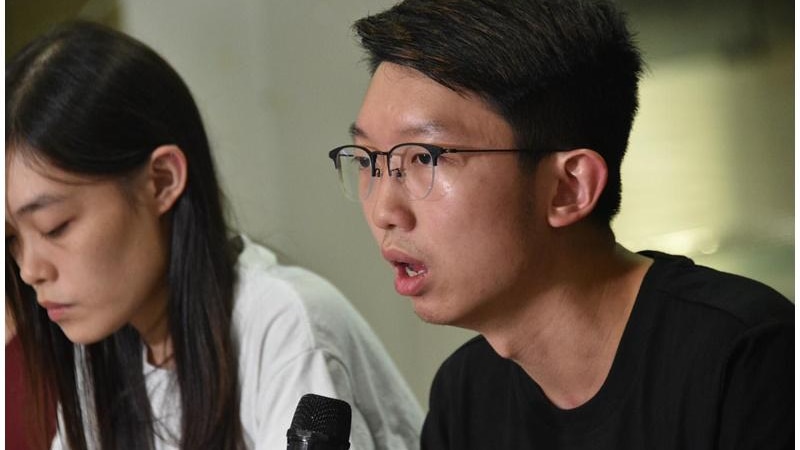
481, 243, 652, 410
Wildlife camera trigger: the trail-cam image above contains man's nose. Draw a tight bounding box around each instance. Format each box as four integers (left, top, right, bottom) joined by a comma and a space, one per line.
366, 168, 416, 232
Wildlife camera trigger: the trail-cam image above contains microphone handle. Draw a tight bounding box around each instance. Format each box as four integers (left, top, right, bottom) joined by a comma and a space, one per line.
287, 430, 350, 450
287, 441, 349, 450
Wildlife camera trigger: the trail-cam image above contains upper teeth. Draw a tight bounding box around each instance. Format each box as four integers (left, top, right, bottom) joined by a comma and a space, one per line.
405, 265, 421, 277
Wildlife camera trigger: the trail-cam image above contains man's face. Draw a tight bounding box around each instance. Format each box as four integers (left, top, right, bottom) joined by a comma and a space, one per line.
353, 62, 555, 330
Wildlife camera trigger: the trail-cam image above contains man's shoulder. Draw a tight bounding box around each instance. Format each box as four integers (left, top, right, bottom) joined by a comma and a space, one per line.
640, 250, 793, 329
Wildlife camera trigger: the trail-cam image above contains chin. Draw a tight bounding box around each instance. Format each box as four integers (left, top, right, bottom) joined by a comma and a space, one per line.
60, 326, 107, 345
411, 299, 455, 326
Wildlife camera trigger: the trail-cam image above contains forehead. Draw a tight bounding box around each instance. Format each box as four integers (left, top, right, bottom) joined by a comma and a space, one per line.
6, 154, 67, 216
5, 151, 103, 223
355, 62, 514, 147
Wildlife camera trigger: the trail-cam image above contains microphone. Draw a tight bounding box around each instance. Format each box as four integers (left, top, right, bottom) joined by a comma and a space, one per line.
287, 393, 352, 450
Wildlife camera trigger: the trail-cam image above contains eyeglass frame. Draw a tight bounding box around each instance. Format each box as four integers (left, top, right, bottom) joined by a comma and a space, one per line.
328, 142, 537, 200
330, 142, 541, 173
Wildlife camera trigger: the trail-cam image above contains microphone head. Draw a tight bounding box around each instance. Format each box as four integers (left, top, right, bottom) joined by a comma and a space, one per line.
288, 393, 352, 448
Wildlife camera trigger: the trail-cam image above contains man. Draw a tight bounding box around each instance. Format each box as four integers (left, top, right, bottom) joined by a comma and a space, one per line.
327, 0, 794, 448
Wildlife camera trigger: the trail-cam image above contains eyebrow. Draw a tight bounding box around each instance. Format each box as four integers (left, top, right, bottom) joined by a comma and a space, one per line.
12, 194, 67, 219
348, 123, 365, 139
348, 120, 448, 141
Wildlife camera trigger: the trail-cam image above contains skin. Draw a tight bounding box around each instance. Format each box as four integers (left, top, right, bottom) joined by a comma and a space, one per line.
5, 146, 186, 366
354, 62, 653, 409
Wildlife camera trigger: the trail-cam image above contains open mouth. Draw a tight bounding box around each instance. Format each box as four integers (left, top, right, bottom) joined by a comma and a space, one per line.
382, 248, 429, 296
400, 262, 428, 278
392, 261, 429, 296
392, 261, 428, 278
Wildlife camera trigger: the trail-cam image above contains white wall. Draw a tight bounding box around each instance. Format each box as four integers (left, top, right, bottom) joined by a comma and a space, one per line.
63, 0, 793, 408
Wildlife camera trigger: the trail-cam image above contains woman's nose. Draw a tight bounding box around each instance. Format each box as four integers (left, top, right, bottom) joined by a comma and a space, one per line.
16, 244, 56, 287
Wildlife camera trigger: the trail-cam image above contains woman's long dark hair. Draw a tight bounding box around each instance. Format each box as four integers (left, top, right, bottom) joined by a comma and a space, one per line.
6, 21, 243, 449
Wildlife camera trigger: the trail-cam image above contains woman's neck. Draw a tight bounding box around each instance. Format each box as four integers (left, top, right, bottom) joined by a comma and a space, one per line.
133, 290, 174, 368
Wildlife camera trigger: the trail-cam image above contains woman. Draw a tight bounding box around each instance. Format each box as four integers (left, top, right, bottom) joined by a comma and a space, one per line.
6, 21, 422, 449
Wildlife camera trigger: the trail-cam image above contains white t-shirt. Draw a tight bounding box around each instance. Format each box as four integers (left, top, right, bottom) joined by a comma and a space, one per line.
52, 236, 423, 449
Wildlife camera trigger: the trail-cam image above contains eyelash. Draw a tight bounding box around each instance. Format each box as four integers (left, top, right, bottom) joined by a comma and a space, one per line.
42, 221, 69, 240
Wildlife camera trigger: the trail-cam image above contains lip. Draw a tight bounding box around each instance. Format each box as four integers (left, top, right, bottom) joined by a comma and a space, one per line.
381, 247, 429, 297
39, 301, 72, 322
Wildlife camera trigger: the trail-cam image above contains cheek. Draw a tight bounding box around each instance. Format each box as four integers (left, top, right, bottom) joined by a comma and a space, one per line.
437, 185, 535, 264
76, 211, 168, 304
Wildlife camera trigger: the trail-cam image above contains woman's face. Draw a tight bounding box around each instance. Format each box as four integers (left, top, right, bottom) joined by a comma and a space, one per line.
5, 151, 171, 344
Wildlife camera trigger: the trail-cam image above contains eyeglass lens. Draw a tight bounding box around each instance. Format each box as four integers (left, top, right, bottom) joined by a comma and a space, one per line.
334, 145, 436, 201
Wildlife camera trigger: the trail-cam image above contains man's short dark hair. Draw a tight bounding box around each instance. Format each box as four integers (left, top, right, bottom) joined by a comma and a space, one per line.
354, 0, 643, 224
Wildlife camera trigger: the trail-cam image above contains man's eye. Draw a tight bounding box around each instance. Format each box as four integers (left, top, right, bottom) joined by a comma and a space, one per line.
411, 152, 433, 166
355, 157, 371, 169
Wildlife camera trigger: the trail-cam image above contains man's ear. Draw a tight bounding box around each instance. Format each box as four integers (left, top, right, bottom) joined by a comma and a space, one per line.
547, 149, 607, 228
147, 145, 188, 215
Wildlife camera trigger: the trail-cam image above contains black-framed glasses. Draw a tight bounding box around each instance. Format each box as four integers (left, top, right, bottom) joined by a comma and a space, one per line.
328, 143, 528, 201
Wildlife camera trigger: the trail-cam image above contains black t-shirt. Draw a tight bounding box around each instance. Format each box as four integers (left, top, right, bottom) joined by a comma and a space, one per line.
421, 252, 794, 449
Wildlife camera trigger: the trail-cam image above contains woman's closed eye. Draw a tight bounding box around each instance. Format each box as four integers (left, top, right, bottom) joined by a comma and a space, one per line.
42, 221, 70, 240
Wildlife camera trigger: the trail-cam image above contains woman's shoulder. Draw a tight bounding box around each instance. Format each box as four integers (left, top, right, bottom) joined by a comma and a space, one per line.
230, 236, 423, 447
234, 235, 354, 317
231, 236, 371, 356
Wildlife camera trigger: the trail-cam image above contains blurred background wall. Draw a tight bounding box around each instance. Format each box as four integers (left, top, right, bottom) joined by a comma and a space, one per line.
7, 0, 794, 409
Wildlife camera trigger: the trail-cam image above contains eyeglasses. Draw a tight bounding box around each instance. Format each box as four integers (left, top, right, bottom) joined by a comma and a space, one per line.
328, 143, 528, 201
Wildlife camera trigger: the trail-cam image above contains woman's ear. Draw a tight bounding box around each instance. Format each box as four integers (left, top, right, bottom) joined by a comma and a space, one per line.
547, 149, 607, 228
147, 145, 188, 215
